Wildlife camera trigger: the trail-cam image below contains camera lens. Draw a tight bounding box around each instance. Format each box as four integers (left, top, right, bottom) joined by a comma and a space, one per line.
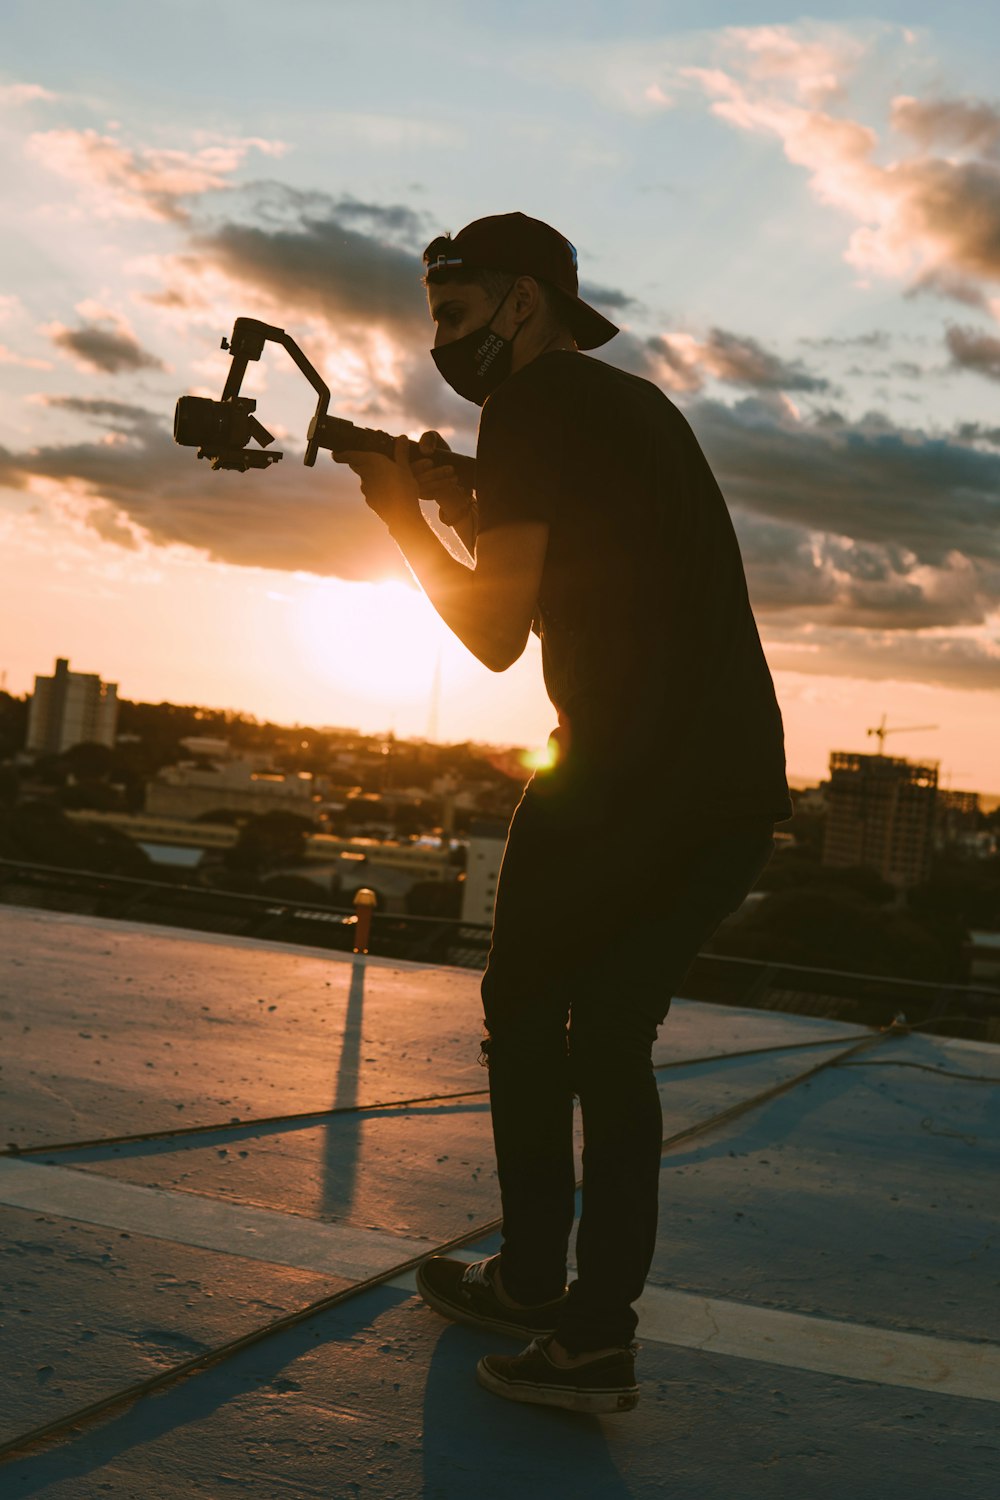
174, 395, 222, 447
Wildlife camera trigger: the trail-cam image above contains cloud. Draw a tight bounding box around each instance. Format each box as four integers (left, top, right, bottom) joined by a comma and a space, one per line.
0, 294, 52, 367
800, 330, 890, 350
191, 202, 429, 335
46, 318, 166, 374
0, 345, 51, 370
25, 128, 286, 221
44, 397, 161, 424
646, 327, 829, 393
740, 512, 999, 631
694, 396, 1000, 573
766, 626, 1000, 692
12, 106, 997, 696
158, 183, 650, 445
122, 185, 503, 464
539, 20, 861, 117
4, 382, 998, 662
946, 325, 1000, 382
141, 288, 196, 311
0, 396, 414, 582
90, 176, 640, 459
954, 422, 1000, 448
675, 395, 1000, 651
0, 83, 56, 106
678, 34, 1000, 306
579, 282, 638, 311
892, 95, 1000, 157
716, 22, 863, 107
905, 267, 992, 309
172, 184, 643, 359
3, 370, 998, 700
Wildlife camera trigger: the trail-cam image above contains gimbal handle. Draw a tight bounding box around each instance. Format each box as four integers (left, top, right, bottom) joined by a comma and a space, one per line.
307, 413, 477, 491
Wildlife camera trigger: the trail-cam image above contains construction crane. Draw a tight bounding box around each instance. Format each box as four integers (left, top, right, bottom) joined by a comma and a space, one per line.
866, 714, 939, 754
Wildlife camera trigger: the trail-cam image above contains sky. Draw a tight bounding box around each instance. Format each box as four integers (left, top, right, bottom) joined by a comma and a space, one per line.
1, 1, 999, 793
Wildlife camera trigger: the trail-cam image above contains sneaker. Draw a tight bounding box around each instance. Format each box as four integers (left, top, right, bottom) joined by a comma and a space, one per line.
415, 1254, 568, 1340
477, 1336, 639, 1415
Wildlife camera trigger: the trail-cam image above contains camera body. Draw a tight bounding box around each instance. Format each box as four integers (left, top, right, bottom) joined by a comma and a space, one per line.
173, 394, 282, 471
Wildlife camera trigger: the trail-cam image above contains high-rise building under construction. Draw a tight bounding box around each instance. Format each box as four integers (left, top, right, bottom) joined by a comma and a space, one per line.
822, 751, 938, 888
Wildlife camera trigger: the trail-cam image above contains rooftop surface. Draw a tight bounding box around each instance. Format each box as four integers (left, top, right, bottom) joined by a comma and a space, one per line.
1, 904, 998, 1499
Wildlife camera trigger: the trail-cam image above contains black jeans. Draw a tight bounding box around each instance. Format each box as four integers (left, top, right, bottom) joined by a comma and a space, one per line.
479, 779, 775, 1353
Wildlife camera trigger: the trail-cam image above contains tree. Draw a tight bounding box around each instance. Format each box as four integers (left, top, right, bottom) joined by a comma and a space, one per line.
0, 691, 28, 758
913, 853, 1000, 925
63, 741, 116, 780
708, 885, 955, 980
259, 873, 334, 905
0, 764, 19, 808
224, 810, 315, 874
58, 781, 122, 813
0, 800, 150, 876
756, 849, 894, 905
778, 806, 826, 856
406, 879, 463, 919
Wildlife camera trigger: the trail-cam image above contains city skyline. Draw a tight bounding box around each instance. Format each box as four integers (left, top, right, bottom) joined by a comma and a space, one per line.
2, 4, 999, 792
10, 649, 1000, 812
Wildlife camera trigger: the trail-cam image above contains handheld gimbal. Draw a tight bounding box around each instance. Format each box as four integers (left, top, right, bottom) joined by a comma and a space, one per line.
173, 316, 476, 489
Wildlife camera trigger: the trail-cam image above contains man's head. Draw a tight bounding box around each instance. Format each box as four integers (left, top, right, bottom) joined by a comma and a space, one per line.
423, 211, 618, 349
421, 213, 618, 404
425, 270, 566, 361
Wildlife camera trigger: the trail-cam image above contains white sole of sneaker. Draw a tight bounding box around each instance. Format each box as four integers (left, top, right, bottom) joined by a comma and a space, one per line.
475, 1359, 639, 1414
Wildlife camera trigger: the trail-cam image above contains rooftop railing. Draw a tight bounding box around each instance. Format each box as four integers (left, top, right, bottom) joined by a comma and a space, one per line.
1, 856, 997, 1041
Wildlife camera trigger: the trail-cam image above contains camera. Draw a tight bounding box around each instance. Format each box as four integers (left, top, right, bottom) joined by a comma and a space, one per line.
173, 394, 282, 472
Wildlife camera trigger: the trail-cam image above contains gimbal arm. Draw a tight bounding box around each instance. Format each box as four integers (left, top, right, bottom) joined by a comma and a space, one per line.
217, 317, 476, 489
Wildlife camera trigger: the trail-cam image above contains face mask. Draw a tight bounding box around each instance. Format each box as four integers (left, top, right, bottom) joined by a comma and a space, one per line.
430, 283, 523, 406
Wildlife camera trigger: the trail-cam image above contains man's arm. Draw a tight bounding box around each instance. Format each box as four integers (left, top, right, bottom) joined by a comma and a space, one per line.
335, 436, 547, 673
387, 508, 546, 671
410, 430, 477, 561
442, 497, 478, 562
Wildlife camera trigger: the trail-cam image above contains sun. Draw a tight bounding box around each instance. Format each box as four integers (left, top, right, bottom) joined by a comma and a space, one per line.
294, 577, 477, 707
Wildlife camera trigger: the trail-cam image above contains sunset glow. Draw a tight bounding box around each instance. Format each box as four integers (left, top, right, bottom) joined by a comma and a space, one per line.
1, 5, 998, 792
293, 578, 478, 710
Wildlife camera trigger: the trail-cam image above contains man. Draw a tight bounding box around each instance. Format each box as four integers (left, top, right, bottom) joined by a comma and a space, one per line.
334, 212, 791, 1415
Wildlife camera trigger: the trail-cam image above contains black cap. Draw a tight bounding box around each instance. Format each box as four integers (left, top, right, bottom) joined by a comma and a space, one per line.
422, 211, 619, 351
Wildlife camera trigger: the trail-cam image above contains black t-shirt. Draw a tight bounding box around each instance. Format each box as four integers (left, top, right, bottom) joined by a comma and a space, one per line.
474, 349, 792, 830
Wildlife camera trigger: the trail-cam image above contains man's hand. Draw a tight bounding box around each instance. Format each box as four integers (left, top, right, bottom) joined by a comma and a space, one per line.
332, 434, 420, 529
411, 430, 474, 528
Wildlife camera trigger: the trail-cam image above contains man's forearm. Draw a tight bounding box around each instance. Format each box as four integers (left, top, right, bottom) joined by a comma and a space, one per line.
448, 502, 477, 561
386, 507, 500, 670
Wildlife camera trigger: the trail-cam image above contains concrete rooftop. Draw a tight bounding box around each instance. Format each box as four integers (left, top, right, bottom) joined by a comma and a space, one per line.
1, 904, 998, 1498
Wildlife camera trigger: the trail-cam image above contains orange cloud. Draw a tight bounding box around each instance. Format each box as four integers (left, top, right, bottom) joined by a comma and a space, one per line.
25, 128, 286, 221
683, 35, 1000, 308
720, 23, 862, 106
0, 344, 52, 370
646, 328, 828, 394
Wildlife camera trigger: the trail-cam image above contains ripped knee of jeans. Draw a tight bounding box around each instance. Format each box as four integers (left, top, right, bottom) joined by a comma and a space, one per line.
568, 1029, 657, 1095
478, 1024, 569, 1071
